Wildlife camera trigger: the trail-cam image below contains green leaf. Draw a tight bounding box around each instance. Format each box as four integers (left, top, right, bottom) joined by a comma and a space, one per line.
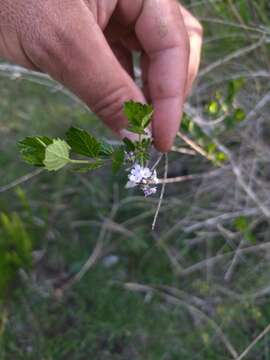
206, 143, 217, 155
181, 113, 192, 133
123, 138, 136, 152
234, 216, 249, 232
112, 147, 125, 173
99, 141, 114, 157
245, 231, 257, 244
215, 152, 228, 163
18, 136, 53, 166
224, 115, 235, 129
141, 138, 152, 148
71, 160, 104, 173
0, 212, 32, 297
124, 101, 153, 129
44, 139, 71, 171
226, 78, 245, 105
208, 101, 219, 115
234, 108, 246, 122
66, 127, 101, 158
128, 126, 147, 135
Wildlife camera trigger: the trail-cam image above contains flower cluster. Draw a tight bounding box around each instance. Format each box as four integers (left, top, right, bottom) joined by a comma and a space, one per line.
126, 163, 158, 197
124, 151, 135, 163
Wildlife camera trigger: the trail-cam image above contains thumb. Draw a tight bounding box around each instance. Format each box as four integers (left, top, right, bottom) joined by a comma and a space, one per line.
23, 2, 145, 134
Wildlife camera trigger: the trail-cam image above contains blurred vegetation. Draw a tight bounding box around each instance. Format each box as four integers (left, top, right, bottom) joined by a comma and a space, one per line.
1, 0, 270, 359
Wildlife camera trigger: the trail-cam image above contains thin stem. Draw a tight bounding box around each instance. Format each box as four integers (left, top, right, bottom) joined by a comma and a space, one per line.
152, 153, 168, 230
69, 159, 97, 165
0, 304, 8, 337
171, 146, 196, 156
0, 168, 44, 193
177, 131, 213, 161
236, 323, 270, 360
151, 153, 163, 171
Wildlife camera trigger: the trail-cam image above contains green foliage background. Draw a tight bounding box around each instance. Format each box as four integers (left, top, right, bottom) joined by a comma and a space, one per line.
1, 1, 270, 359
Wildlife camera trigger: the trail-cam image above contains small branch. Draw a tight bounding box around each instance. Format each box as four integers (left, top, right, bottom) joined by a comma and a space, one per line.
0, 305, 8, 337
152, 168, 222, 185
177, 131, 213, 161
156, 173, 204, 185
152, 154, 168, 230
171, 146, 196, 156
151, 153, 163, 171
0, 168, 44, 193
71, 234, 104, 284
236, 323, 270, 360
224, 238, 246, 282
184, 103, 270, 219
199, 36, 265, 77
181, 241, 270, 277
60, 224, 106, 292
122, 282, 239, 359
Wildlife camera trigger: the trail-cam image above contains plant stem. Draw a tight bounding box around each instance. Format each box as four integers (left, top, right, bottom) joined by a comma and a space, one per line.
69, 159, 97, 165
0, 304, 8, 337
152, 153, 168, 230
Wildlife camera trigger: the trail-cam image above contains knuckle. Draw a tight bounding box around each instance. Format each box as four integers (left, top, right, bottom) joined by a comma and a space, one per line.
195, 19, 203, 37
187, 13, 204, 37
92, 85, 131, 127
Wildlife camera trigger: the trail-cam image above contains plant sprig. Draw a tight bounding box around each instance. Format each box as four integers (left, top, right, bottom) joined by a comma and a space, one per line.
18, 101, 158, 195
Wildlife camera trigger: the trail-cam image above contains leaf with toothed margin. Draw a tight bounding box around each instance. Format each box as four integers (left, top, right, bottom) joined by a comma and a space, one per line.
124, 101, 153, 130
66, 127, 101, 158
123, 137, 136, 152
71, 159, 104, 173
112, 147, 125, 173
18, 136, 53, 166
43, 139, 71, 171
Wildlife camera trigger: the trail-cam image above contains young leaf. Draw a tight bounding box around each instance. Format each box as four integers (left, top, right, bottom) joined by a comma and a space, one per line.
44, 139, 71, 171
127, 126, 147, 135
0, 212, 33, 296
99, 141, 114, 157
123, 138, 136, 152
112, 147, 125, 173
233, 108, 246, 122
18, 136, 53, 166
181, 113, 192, 133
124, 101, 153, 129
226, 78, 245, 105
234, 216, 249, 232
66, 127, 101, 158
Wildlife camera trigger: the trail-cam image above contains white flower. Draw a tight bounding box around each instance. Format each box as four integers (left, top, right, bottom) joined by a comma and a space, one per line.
141, 167, 152, 179
126, 163, 159, 196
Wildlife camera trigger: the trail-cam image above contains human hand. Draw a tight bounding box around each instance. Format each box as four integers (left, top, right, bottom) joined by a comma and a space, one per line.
0, 0, 202, 151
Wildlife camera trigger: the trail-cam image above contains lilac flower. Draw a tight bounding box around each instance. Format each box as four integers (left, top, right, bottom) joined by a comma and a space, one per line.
143, 186, 157, 197
150, 170, 158, 184
128, 164, 146, 183
124, 151, 135, 163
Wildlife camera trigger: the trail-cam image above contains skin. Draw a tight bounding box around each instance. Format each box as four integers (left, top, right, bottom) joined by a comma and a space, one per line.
0, 0, 203, 152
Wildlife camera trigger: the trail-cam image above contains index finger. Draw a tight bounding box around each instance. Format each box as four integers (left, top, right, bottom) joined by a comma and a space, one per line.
135, 0, 189, 152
